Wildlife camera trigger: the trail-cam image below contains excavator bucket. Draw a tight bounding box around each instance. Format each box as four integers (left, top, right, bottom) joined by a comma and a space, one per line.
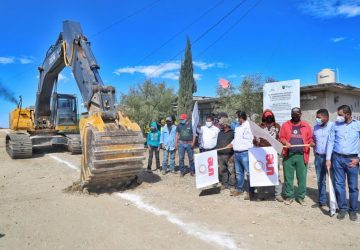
80, 113, 146, 191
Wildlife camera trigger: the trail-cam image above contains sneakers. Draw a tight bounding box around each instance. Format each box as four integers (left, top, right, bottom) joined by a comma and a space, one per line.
161, 170, 166, 175
297, 199, 307, 206
180, 172, 185, 178
284, 198, 294, 205
170, 170, 177, 174
190, 172, 195, 177
275, 196, 284, 202
349, 211, 358, 221
337, 211, 347, 220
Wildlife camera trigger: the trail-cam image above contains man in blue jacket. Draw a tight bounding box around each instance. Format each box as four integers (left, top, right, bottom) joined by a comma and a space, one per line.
160, 116, 177, 175
147, 121, 161, 172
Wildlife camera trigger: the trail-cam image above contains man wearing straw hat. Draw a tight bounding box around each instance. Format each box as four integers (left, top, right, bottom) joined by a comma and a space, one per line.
279, 107, 314, 206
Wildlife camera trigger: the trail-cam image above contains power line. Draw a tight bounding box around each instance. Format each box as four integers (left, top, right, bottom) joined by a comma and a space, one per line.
197, 0, 263, 57
135, 0, 225, 65
90, 0, 161, 38
147, 0, 248, 78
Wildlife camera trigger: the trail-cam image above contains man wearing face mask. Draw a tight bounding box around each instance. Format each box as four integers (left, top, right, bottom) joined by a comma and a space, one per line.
280, 107, 314, 206
160, 117, 177, 175
175, 113, 196, 177
254, 109, 283, 202
313, 109, 333, 208
216, 117, 235, 192
326, 105, 360, 221
199, 115, 220, 153
226, 111, 255, 200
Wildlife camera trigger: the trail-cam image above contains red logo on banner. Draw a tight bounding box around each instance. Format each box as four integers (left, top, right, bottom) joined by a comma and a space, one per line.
266, 154, 274, 176
207, 157, 214, 176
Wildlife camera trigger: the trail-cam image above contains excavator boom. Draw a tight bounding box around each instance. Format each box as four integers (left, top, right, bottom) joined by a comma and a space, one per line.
7, 20, 145, 190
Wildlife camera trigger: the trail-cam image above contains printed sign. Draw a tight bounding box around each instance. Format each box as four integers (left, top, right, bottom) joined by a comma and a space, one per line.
263, 79, 300, 125
194, 150, 219, 189
248, 147, 279, 187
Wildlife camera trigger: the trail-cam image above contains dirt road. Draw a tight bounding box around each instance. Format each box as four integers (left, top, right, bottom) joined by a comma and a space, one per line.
0, 129, 359, 250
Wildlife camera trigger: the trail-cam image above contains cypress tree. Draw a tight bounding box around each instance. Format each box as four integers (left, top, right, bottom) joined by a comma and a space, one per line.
178, 37, 197, 116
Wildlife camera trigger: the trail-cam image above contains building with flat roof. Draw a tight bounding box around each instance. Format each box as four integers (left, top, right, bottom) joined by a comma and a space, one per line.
300, 83, 360, 123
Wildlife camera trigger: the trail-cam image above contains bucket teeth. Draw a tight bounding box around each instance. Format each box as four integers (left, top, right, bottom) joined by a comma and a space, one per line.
82, 128, 145, 190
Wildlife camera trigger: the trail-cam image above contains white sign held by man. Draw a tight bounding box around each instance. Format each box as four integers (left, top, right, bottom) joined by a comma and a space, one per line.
194, 150, 219, 189
263, 79, 300, 125
248, 147, 279, 187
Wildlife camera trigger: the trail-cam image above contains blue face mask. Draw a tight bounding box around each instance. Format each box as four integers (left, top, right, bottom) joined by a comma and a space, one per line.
316, 118, 323, 125
180, 120, 186, 124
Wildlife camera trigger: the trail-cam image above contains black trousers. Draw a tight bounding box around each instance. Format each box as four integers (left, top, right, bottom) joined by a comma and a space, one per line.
148, 146, 160, 170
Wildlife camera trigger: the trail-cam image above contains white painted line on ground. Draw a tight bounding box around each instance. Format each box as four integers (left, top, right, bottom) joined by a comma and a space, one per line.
48, 154, 239, 250
48, 154, 80, 172
116, 193, 239, 250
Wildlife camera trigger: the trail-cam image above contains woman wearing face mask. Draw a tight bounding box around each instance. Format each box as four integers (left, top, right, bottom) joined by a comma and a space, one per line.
254, 109, 283, 202
199, 115, 220, 153
279, 107, 315, 206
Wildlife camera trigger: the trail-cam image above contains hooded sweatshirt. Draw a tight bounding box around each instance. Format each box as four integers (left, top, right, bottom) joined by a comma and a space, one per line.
147, 122, 161, 147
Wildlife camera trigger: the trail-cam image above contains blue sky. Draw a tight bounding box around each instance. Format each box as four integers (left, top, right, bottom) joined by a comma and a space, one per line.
1, 0, 360, 127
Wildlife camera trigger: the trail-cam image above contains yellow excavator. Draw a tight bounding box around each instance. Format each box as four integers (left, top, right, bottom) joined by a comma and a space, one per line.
6, 20, 145, 190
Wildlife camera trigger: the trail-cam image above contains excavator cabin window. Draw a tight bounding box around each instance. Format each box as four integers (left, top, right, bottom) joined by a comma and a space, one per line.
56, 97, 77, 126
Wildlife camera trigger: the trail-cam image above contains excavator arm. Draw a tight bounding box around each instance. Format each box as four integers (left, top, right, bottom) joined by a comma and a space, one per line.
37, 20, 145, 190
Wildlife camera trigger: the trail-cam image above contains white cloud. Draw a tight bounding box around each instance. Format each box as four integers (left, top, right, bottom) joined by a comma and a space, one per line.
227, 74, 238, 79
193, 74, 201, 81
0, 57, 15, 64
114, 62, 180, 78
114, 60, 218, 80
162, 72, 179, 80
58, 73, 69, 82
18, 56, 34, 64
331, 37, 345, 43
300, 0, 360, 18
193, 61, 226, 70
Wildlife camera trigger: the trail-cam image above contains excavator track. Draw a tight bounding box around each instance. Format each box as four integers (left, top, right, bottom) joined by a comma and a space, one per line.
81, 126, 146, 191
67, 135, 82, 154
6, 133, 32, 159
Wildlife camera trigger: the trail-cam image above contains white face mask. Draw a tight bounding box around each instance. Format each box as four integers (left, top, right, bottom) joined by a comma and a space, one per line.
336, 116, 345, 123
205, 122, 213, 127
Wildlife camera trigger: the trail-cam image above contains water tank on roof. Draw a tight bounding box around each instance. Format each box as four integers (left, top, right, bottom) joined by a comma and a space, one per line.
317, 69, 336, 84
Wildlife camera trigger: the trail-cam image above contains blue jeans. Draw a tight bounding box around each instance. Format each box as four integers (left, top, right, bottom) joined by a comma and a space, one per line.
314, 154, 328, 205
178, 143, 195, 174
234, 151, 254, 193
162, 149, 175, 171
332, 153, 359, 212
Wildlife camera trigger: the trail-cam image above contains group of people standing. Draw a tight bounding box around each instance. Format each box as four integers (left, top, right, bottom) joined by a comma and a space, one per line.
145, 104, 359, 221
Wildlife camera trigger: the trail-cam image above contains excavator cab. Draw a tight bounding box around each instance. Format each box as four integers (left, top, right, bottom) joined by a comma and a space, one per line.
51, 93, 78, 133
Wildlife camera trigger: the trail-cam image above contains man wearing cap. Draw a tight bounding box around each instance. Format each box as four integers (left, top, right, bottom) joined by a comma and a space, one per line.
160, 117, 177, 175
199, 115, 220, 152
326, 105, 360, 221
176, 113, 196, 177
280, 107, 314, 206
216, 117, 235, 192
254, 109, 283, 202
227, 111, 255, 200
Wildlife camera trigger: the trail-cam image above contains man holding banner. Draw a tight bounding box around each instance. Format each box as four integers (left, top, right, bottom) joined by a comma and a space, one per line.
227, 111, 255, 200
280, 108, 314, 206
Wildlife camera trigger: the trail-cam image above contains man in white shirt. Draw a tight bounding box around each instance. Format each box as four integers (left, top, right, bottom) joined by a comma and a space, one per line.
200, 115, 220, 152
227, 111, 254, 199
